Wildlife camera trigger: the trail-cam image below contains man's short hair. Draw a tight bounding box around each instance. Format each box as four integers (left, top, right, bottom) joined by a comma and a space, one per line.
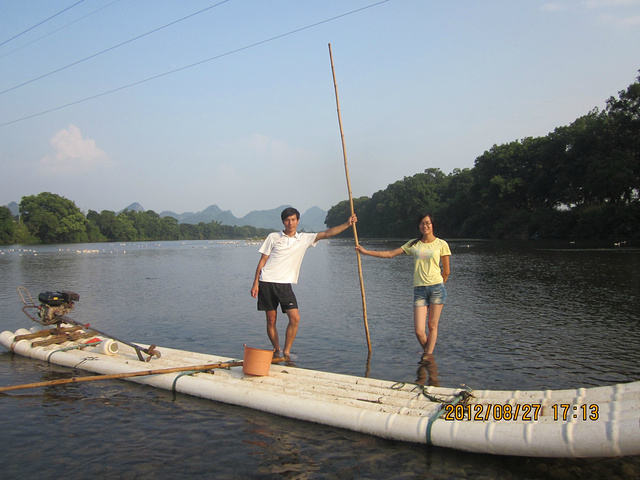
281, 207, 300, 221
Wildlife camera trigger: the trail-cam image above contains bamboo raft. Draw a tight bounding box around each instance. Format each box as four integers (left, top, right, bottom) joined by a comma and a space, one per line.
1, 325, 639, 458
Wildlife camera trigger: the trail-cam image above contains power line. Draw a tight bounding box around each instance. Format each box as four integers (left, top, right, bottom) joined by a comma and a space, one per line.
0, 0, 391, 128
0, 0, 232, 95
0, 0, 87, 48
0, 0, 123, 61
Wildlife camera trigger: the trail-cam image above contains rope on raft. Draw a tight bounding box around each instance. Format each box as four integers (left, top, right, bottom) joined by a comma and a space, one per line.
425, 386, 474, 446
390, 381, 475, 445
172, 370, 201, 392
391, 382, 473, 405
45, 340, 105, 362
171, 358, 243, 392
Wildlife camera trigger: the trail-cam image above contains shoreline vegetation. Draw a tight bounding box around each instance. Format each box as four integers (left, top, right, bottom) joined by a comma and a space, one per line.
325, 73, 640, 242
2, 74, 639, 245
0, 195, 275, 245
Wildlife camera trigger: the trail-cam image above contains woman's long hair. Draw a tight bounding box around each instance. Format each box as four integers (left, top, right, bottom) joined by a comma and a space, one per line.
407, 213, 434, 247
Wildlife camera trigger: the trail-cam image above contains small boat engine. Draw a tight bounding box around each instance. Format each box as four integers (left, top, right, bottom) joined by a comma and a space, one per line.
37, 291, 80, 325
17, 286, 160, 361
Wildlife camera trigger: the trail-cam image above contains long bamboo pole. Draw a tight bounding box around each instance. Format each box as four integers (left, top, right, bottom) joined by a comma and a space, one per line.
328, 43, 371, 353
0, 358, 286, 393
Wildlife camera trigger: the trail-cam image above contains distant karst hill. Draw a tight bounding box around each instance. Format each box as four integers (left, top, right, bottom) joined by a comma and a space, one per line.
5, 202, 19, 216
120, 203, 327, 232
4, 200, 327, 232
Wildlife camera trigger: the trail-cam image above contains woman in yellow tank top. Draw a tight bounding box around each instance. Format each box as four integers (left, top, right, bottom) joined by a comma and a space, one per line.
356, 213, 451, 356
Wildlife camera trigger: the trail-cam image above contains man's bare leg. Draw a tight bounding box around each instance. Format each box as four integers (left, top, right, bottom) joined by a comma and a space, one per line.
282, 308, 300, 357
266, 310, 281, 355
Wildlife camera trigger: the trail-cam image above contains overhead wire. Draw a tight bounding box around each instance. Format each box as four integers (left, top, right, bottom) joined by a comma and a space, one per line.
0, 0, 392, 128
0, 0, 232, 95
0, 0, 87, 48
0, 0, 123, 61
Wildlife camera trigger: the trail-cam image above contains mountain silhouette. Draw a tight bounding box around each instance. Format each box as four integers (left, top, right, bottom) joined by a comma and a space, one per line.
4, 200, 327, 232
158, 204, 327, 232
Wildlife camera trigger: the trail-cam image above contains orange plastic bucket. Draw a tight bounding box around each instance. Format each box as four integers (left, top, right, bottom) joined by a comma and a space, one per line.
242, 345, 273, 376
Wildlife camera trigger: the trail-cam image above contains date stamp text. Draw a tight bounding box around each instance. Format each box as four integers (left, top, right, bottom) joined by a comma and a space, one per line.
442, 403, 600, 422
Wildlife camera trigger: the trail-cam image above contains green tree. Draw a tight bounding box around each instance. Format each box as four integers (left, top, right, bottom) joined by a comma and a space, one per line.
85, 210, 107, 242
95, 210, 119, 240
132, 210, 163, 240
160, 216, 181, 240
553, 109, 634, 207
473, 141, 530, 210
13, 221, 36, 243
0, 206, 15, 244
325, 196, 369, 233
114, 210, 138, 241
179, 222, 203, 240
365, 169, 446, 237
604, 72, 640, 202
438, 168, 474, 236
19, 192, 88, 243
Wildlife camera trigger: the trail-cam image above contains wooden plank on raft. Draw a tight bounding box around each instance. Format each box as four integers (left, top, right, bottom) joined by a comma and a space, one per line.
14, 326, 83, 341
32, 332, 95, 347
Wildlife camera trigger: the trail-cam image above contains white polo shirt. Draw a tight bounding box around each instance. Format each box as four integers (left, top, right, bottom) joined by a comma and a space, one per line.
258, 231, 318, 284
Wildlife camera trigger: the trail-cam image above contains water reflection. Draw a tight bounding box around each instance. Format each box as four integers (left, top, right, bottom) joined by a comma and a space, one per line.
416, 353, 440, 387
243, 415, 322, 477
1, 240, 639, 478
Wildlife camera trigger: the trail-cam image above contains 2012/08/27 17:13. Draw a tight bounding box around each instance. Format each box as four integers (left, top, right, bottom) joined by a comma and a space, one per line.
442, 403, 600, 422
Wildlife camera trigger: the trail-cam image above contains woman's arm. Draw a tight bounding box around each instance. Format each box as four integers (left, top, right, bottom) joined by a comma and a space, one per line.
441, 255, 450, 283
355, 245, 405, 258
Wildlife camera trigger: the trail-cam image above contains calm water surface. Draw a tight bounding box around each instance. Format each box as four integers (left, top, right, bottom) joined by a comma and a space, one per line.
1, 239, 639, 479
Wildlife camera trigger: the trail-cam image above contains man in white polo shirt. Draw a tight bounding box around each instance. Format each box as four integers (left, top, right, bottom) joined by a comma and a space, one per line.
251, 207, 357, 358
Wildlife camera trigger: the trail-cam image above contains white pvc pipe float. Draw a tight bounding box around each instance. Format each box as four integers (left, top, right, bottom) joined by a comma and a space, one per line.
2, 328, 640, 458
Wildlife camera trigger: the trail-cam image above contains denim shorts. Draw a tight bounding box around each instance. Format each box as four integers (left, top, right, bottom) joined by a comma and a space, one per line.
413, 283, 447, 307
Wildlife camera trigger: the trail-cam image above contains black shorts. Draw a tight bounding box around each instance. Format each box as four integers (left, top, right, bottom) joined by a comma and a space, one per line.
257, 281, 299, 312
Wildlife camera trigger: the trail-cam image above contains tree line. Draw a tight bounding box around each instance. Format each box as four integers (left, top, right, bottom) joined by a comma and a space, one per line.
326, 73, 640, 241
0, 192, 273, 244
2, 73, 638, 245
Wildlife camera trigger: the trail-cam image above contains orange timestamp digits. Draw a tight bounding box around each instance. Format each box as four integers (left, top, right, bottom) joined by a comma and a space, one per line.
443, 403, 542, 422
551, 403, 600, 421
442, 403, 600, 422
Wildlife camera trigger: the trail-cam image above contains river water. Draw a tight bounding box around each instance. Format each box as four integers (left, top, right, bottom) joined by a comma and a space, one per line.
0, 239, 639, 479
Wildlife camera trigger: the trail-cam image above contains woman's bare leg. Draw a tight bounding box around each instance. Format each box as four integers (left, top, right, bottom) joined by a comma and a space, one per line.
424, 304, 444, 354
413, 306, 428, 350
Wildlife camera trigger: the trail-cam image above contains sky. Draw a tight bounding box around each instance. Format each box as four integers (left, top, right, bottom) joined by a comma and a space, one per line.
1, 0, 639, 217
